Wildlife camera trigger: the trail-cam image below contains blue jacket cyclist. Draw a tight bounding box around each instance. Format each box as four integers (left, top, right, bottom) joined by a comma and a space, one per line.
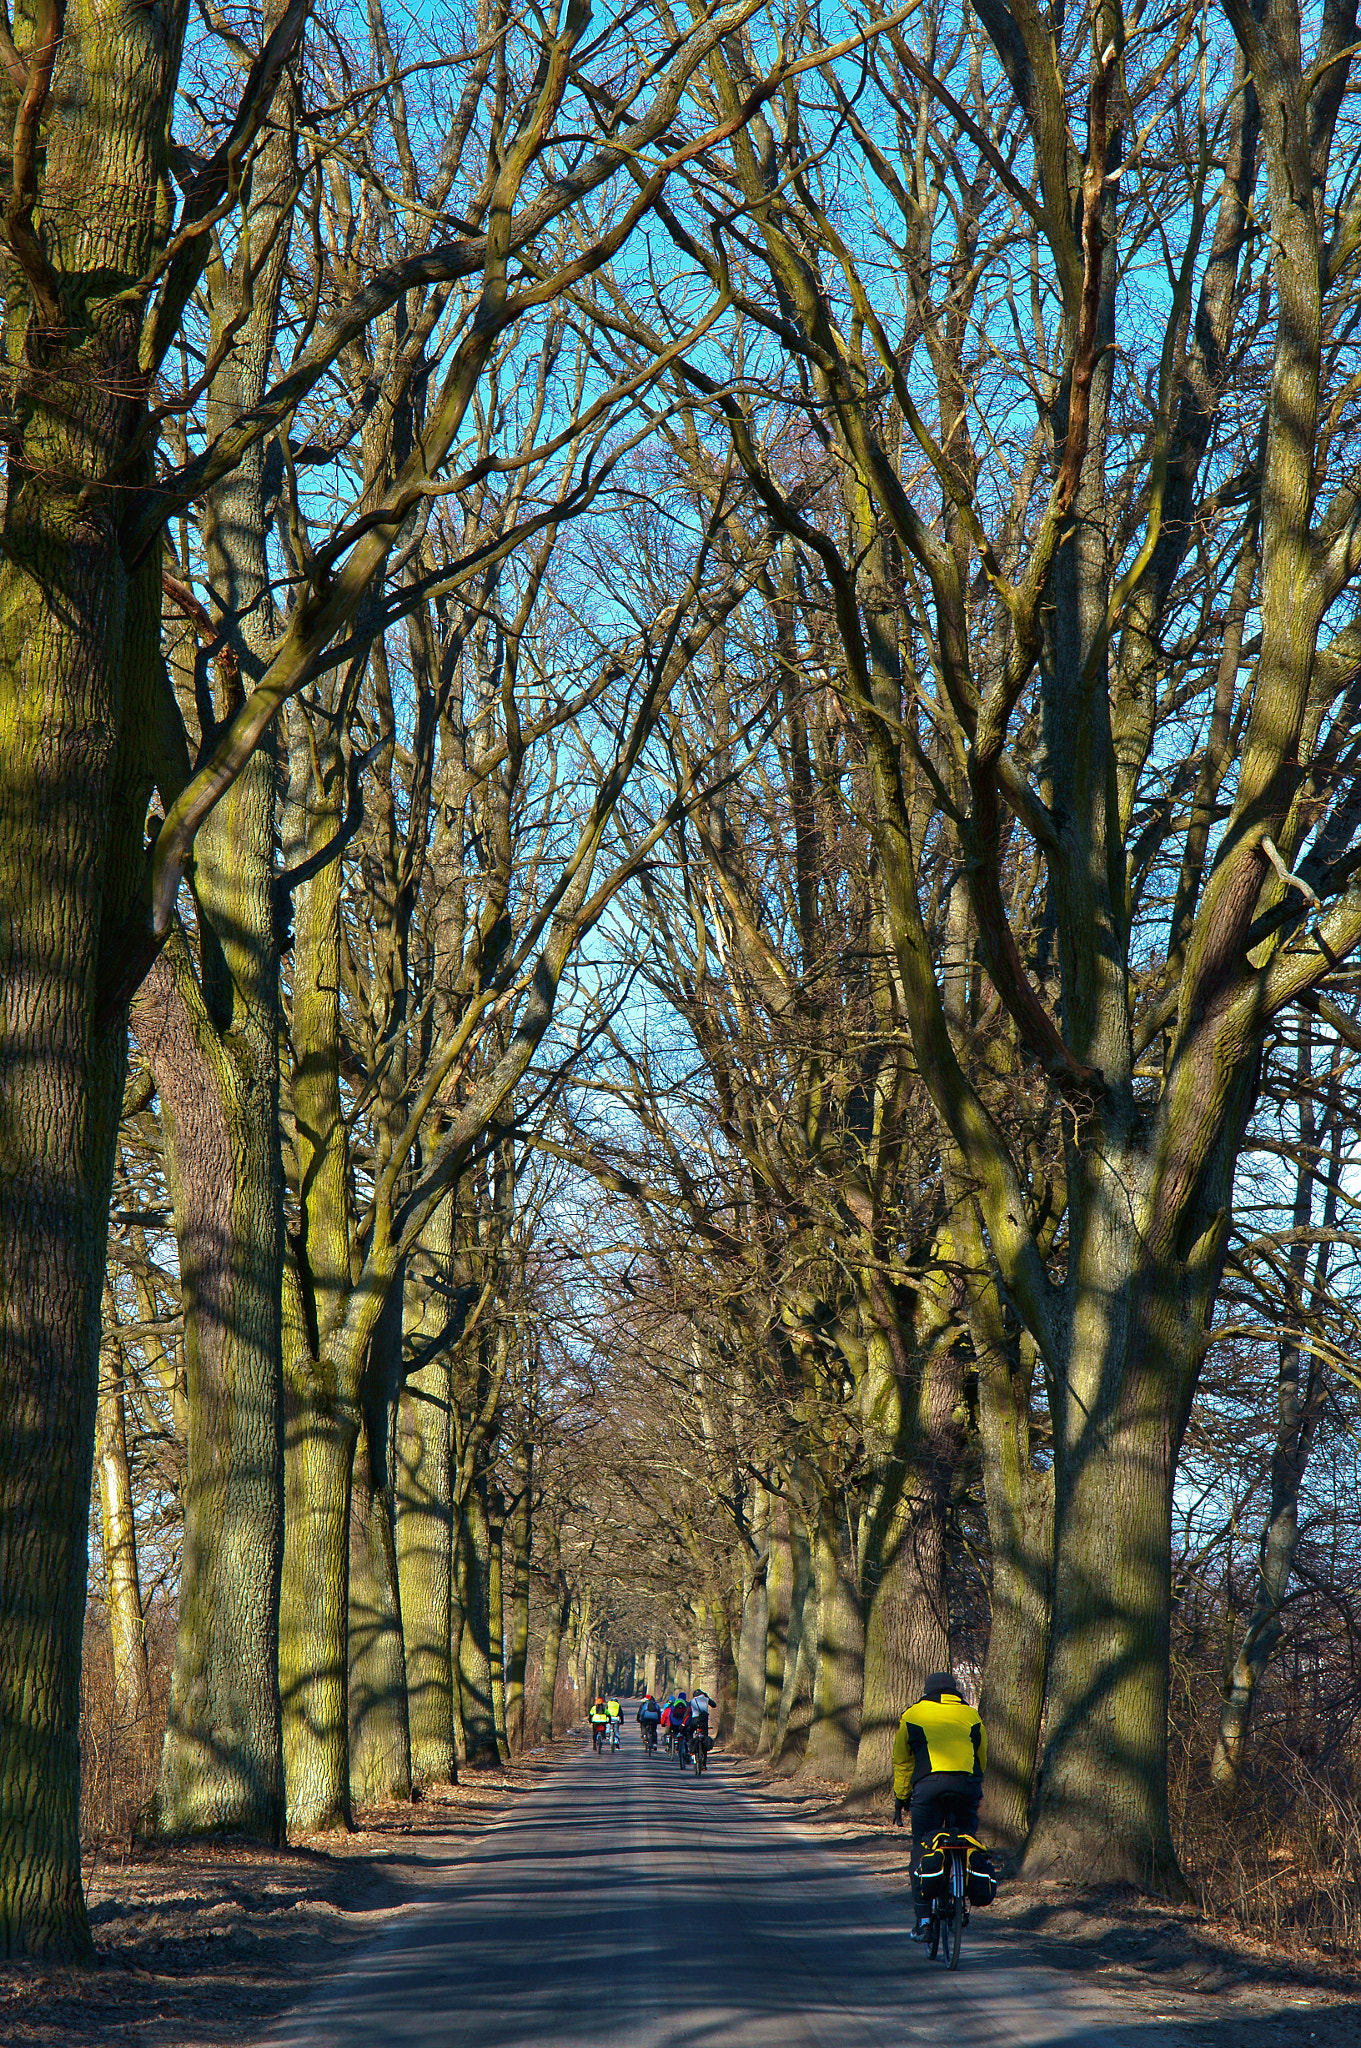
892, 1673, 987, 1938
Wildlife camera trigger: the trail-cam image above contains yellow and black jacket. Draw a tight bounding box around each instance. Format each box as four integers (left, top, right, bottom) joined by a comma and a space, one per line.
892, 1692, 987, 1801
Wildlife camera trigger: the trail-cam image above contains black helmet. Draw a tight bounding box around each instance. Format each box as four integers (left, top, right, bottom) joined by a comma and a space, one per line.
923, 1672, 965, 1702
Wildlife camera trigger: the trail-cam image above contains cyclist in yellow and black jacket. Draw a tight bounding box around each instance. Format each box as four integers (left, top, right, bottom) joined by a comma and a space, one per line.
892, 1673, 986, 1937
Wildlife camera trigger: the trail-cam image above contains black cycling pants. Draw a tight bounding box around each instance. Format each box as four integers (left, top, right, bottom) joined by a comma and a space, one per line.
910, 1775, 981, 1909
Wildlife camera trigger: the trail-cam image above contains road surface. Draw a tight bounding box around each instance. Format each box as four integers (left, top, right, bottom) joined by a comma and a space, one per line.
266, 1737, 1174, 2046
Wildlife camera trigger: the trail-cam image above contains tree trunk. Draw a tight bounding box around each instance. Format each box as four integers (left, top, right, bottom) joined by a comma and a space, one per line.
758, 1500, 791, 1756
534, 1563, 571, 1741
0, 0, 189, 1954
800, 1489, 864, 1783
487, 1486, 510, 1761
142, 922, 284, 1843
503, 1468, 533, 1753
1021, 1189, 1196, 1894
643, 1644, 658, 1699
733, 1490, 769, 1752
97, 1334, 151, 1737
279, 1392, 356, 1833
395, 1360, 456, 1788
771, 1504, 814, 1766
457, 1493, 498, 1762
850, 1323, 961, 1807
348, 1360, 411, 1806
1212, 1034, 1339, 1787
975, 1324, 1053, 1853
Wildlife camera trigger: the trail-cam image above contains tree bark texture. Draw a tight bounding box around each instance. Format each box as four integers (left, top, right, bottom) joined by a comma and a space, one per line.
850, 1308, 961, 1807
395, 1360, 456, 1788
138, 925, 284, 1841
733, 1490, 769, 1753
486, 1487, 510, 1761
456, 1493, 498, 1762
532, 1556, 568, 1736
349, 1394, 411, 1806
503, 1465, 532, 1753
758, 1499, 791, 1756
800, 1493, 863, 1781
279, 1391, 355, 1834
0, 0, 188, 1955
97, 1334, 151, 1737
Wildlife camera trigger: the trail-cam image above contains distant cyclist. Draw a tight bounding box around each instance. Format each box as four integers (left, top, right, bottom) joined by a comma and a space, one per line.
670, 1690, 692, 1767
589, 1696, 609, 1752
892, 1672, 987, 1941
689, 1687, 715, 1763
605, 1696, 623, 1746
637, 1694, 661, 1749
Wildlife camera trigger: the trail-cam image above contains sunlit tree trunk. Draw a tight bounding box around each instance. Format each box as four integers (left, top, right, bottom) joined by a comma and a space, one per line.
96, 1323, 151, 1739
0, 0, 191, 1954
534, 1533, 571, 1742
396, 1355, 456, 1788
457, 1489, 498, 1761
1212, 1032, 1341, 1786
758, 1503, 790, 1757
487, 1485, 510, 1761
771, 1502, 813, 1766
348, 1298, 411, 1806
503, 1458, 533, 1753
733, 1487, 769, 1751
800, 1488, 862, 1781
850, 1286, 961, 1805
141, 888, 284, 1841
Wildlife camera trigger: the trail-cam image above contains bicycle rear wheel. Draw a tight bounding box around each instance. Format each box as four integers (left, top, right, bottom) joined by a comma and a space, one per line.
947, 1891, 965, 1970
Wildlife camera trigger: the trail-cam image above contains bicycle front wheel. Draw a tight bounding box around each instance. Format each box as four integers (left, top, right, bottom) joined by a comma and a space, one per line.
927, 1910, 942, 1961
947, 1892, 965, 1970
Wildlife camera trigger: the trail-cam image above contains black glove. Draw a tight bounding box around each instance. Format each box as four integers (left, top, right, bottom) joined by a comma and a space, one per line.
893, 1797, 904, 1827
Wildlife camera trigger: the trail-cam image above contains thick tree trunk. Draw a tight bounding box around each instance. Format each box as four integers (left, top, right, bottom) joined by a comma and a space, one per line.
503, 1469, 532, 1753
733, 1490, 769, 1752
1022, 1202, 1193, 1893
643, 1644, 658, 1699
801, 1489, 864, 1783
349, 1387, 411, 1807
395, 1360, 456, 1788
850, 1328, 961, 1807
152, 67, 296, 1844
97, 1336, 151, 1737
771, 1505, 814, 1766
0, 0, 185, 1953
279, 1394, 356, 1833
457, 1492, 498, 1762
535, 1569, 571, 1741
142, 916, 284, 1842
758, 1501, 791, 1756
487, 1487, 510, 1761
976, 1329, 1053, 1852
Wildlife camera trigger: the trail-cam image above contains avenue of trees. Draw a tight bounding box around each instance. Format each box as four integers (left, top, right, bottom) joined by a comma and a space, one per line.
2, 0, 1360, 1967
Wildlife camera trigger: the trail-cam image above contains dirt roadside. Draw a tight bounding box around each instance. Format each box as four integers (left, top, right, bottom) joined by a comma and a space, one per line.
0, 1751, 566, 2048
729, 1759, 1361, 2047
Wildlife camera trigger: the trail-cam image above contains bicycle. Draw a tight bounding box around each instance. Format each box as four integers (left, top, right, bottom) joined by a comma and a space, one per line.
692, 1727, 708, 1776
675, 1728, 691, 1770
919, 1832, 991, 1971
591, 1723, 605, 1753
642, 1722, 658, 1755
607, 1719, 620, 1750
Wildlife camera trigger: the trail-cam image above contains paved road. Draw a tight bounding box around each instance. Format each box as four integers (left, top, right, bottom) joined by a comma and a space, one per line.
266, 1738, 1173, 2047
